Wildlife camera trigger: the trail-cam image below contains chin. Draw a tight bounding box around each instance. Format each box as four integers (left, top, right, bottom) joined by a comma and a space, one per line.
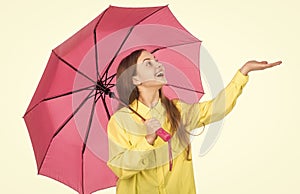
155, 80, 167, 86
140, 78, 167, 88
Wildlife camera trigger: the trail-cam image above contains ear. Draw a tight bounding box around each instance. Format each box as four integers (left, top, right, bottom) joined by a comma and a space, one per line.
132, 75, 141, 86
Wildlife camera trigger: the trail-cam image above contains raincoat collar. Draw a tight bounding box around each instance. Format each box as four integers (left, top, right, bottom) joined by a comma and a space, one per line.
129, 98, 164, 118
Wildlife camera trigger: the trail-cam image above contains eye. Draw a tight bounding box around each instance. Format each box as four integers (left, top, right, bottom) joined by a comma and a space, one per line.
145, 60, 153, 66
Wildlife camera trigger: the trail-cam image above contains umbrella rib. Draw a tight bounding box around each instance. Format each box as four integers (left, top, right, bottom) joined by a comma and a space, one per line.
110, 93, 146, 121
53, 90, 95, 138
150, 40, 201, 54
95, 90, 103, 103
94, 32, 100, 80
101, 6, 167, 84
100, 27, 133, 82
81, 90, 98, 194
53, 51, 97, 85
103, 73, 116, 85
101, 94, 111, 120
23, 85, 95, 117
81, 153, 85, 194
93, 6, 109, 81
44, 85, 95, 101
166, 83, 205, 94
106, 84, 114, 88
52, 51, 113, 97
38, 89, 95, 174
82, 90, 98, 155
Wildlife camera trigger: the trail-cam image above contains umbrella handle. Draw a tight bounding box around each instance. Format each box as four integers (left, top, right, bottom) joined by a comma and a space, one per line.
155, 128, 171, 142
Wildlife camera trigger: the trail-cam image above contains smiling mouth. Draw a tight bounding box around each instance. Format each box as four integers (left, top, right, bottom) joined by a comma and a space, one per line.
156, 72, 164, 77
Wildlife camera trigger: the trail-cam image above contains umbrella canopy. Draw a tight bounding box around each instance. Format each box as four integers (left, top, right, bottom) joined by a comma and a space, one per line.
23, 5, 204, 194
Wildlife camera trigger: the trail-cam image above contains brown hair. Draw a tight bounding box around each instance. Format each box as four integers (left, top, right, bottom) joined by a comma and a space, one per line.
116, 49, 191, 158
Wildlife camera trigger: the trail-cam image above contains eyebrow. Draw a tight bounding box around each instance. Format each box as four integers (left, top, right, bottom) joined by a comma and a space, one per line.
143, 57, 157, 62
143, 58, 151, 62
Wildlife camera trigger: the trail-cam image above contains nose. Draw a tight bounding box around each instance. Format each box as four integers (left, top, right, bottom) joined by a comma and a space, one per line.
155, 61, 163, 69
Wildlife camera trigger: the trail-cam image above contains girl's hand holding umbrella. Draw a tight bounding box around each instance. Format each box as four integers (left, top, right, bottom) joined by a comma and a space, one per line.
144, 118, 160, 145
240, 60, 282, 75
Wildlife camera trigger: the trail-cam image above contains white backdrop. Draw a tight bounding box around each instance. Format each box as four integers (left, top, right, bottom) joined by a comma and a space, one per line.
1, 0, 298, 193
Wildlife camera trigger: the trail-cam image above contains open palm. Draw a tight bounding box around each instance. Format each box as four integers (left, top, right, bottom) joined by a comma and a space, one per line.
240, 60, 282, 75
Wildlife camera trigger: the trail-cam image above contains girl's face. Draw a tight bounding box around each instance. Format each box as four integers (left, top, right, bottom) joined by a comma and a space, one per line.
133, 51, 167, 86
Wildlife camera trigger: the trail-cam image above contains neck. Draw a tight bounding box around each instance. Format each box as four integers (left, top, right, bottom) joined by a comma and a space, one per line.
137, 87, 160, 108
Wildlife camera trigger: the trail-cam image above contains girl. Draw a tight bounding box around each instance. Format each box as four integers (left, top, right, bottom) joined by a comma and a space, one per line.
107, 49, 281, 194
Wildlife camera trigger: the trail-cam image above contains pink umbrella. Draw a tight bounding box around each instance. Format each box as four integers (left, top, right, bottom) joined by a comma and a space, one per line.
23, 5, 204, 194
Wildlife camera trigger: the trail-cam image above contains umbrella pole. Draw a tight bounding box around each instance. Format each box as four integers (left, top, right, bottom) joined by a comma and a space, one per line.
107, 91, 146, 122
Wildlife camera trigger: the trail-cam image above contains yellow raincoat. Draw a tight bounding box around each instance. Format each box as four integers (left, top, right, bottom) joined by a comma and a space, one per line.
107, 70, 249, 194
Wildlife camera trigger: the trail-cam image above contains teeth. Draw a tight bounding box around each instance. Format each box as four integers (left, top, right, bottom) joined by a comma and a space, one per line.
156, 72, 164, 77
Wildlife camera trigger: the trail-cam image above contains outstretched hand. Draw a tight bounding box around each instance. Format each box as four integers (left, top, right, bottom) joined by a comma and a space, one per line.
240, 60, 282, 76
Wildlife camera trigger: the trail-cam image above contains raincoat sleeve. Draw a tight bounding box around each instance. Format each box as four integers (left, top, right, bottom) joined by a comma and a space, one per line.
106, 115, 156, 179
179, 69, 249, 131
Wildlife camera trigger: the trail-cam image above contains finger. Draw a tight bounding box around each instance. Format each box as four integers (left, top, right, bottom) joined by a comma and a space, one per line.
260, 61, 282, 70
268, 61, 282, 66
148, 118, 158, 122
151, 120, 161, 127
145, 119, 161, 128
148, 118, 161, 124
145, 118, 155, 124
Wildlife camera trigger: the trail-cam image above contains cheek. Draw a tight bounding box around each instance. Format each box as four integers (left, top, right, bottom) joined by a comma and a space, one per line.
139, 72, 154, 81
137, 68, 154, 79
